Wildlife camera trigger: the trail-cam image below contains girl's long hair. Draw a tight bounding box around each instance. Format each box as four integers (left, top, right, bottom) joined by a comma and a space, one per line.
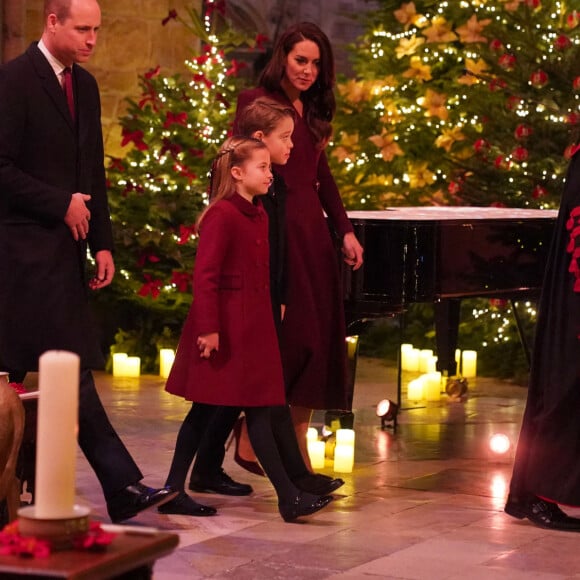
259, 22, 336, 149
198, 137, 268, 226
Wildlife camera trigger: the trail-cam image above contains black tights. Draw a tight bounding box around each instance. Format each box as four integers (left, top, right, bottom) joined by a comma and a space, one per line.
165, 404, 299, 503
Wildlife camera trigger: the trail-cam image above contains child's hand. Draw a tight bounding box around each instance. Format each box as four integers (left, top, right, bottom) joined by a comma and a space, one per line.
197, 333, 219, 358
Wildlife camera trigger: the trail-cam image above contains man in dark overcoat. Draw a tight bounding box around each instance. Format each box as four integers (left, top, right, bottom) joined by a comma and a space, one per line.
0, 0, 176, 522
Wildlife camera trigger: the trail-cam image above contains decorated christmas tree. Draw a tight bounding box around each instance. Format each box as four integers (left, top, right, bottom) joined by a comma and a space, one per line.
328, 0, 580, 210
99, 1, 259, 370
328, 0, 580, 378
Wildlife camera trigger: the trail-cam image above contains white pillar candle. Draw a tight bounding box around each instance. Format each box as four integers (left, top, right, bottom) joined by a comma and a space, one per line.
35, 350, 79, 518
124, 356, 141, 377
407, 377, 425, 401
425, 371, 442, 401
306, 427, 319, 442
336, 428, 355, 446
418, 349, 434, 372
334, 443, 354, 473
307, 440, 326, 469
426, 355, 438, 373
159, 348, 175, 379
112, 352, 128, 377
400, 343, 413, 370
462, 350, 477, 378
405, 348, 420, 372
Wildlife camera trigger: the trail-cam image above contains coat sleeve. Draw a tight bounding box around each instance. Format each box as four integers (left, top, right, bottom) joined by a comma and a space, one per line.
192, 205, 231, 334
0, 65, 70, 222
316, 149, 354, 239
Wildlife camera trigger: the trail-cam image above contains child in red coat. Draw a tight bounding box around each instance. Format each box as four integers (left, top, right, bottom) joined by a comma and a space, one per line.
162, 136, 333, 522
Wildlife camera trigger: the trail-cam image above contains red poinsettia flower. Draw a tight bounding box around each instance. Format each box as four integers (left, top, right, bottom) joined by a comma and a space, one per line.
121, 128, 148, 151
514, 124, 533, 139
554, 35, 572, 50
530, 69, 548, 88
532, 185, 548, 199
171, 271, 191, 292
498, 53, 516, 70
512, 146, 529, 162
567, 10, 579, 29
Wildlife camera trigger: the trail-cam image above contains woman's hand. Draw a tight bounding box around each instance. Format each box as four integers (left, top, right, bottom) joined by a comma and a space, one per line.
197, 333, 219, 358
342, 232, 364, 270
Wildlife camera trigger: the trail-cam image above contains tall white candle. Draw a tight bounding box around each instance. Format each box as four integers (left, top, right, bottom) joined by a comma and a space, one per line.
418, 349, 434, 372
407, 377, 425, 401
462, 350, 477, 378
400, 343, 413, 370
336, 428, 355, 446
425, 371, 442, 401
124, 356, 141, 377
307, 440, 326, 469
112, 352, 128, 377
35, 350, 79, 518
159, 348, 175, 379
334, 443, 355, 473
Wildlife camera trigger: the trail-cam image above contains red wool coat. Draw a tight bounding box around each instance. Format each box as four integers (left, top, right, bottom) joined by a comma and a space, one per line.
165, 194, 286, 407
235, 88, 355, 410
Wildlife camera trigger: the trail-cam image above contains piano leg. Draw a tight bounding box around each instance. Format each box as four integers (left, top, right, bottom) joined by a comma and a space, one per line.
434, 299, 460, 375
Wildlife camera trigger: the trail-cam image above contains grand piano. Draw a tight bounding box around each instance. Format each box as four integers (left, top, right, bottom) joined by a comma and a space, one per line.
342, 207, 558, 376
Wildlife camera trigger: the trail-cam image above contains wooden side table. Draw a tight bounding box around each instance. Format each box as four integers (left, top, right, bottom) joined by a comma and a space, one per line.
0, 530, 179, 579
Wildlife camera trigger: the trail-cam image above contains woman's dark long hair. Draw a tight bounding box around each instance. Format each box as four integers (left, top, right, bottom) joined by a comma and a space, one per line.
259, 22, 336, 149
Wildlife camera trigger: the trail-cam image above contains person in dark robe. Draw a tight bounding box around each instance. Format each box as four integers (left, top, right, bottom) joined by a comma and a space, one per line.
505, 149, 580, 530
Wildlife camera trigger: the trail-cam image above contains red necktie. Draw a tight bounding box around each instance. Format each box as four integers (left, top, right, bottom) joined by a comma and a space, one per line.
62, 67, 75, 120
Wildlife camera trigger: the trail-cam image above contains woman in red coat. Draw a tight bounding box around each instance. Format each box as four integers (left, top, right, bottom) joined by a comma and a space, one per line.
162, 136, 333, 522
235, 22, 364, 466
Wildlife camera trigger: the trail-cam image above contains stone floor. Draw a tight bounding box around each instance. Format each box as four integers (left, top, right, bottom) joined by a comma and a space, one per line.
49, 357, 580, 578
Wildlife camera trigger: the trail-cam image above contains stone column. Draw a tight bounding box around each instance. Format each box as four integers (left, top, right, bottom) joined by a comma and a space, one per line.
3, 0, 26, 63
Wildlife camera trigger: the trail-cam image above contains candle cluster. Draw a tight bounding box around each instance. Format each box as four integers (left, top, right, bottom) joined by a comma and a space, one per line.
306, 427, 357, 473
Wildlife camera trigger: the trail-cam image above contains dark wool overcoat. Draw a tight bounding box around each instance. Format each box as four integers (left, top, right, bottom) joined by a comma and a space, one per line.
235, 87, 354, 410
510, 150, 580, 505
166, 194, 286, 407
0, 43, 112, 371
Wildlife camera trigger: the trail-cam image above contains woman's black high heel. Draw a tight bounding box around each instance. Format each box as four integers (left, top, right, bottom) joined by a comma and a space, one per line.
228, 416, 266, 477
278, 492, 333, 522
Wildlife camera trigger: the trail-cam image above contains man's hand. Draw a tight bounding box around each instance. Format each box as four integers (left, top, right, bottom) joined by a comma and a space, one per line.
89, 250, 115, 290
64, 192, 91, 240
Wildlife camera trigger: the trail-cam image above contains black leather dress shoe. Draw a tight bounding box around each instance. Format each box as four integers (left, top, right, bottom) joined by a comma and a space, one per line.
189, 469, 253, 496
294, 473, 345, 495
157, 491, 217, 516
505, 494, 580, 531
279, 492, 333, 522
107, 482, 178, 523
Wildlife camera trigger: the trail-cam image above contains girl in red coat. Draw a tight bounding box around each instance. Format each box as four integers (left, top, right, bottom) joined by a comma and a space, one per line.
162, 136, 333, 521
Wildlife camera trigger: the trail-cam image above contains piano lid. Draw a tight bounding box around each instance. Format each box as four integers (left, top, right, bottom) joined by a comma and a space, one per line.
347, 207, 558, 222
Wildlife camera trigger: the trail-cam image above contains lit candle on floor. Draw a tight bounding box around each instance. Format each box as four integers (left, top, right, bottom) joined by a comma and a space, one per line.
418, 349, 434, 372
306, 427, 318, 442
308, 440, 326, 469
334, 444, 354, 473
462, 350, 477, 378
159, 348, 175, 379
35, 350, 79, 518
407, 377, 425, 402
124, 356, 141, 377
425, 371, 442, 401
400, 343, 413, 370
335, 428, 355, 446
112, 352, 128, 377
